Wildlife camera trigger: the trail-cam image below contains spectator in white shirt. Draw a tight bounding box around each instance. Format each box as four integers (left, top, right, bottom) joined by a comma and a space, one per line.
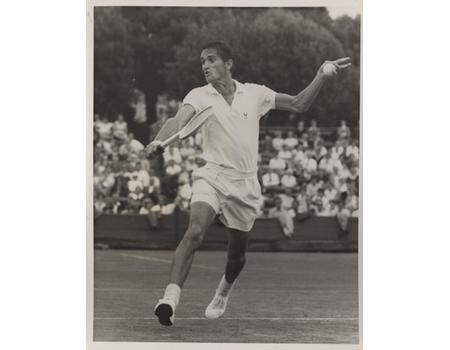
166, 159, 182, 176
284, 130, 298, 149
113, 114, 128, 141
324, 181, 338, 204
278, 144, 293, 160
318, 152, 334, 174
164, 144, 182, 164
128, 133, 145, 154
303, 155, 318, 179
313, 140, 327, 160
179, 139, 196, 159
97, 115, 114, 140
135, 162, 150, 188
346, 139, 359, 161
268, 197, 294, 238
269, 155, 286, 171
296, 120, 306, 138
272, 130, 284, 151
296, 188, 309, 214
262, 169, 280, 189
306, 177, 321, 198
281, 168, 297, 188
345, 187, 358, 212
331, 141, 345, 161
139, 198, 159, 229
128, 172, 144, 193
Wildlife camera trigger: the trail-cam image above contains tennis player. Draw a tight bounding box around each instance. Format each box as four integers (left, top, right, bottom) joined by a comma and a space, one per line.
145, 41, 351, 326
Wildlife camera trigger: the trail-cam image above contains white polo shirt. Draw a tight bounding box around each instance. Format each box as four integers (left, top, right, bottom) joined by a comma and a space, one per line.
183, 80, 275, 172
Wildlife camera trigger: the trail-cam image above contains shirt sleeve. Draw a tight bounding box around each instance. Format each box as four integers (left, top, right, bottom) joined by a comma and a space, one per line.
256, 84, 276, 118
182, 88, 204, 114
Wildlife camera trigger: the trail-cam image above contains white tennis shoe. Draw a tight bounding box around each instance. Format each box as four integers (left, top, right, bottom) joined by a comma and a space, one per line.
154, 298, 176, 326
205, 294, 229, 319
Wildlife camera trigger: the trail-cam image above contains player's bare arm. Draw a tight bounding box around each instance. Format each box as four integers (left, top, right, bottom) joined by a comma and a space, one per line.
275, 57, 352, 113
144, 104, 196, 155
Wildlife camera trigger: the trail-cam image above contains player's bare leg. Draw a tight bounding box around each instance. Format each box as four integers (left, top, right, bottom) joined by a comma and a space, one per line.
205, 228, 249, 319
154, 201, 216, 326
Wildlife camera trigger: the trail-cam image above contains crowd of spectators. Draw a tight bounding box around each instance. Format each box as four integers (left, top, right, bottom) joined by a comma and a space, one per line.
94, 100, 359, 237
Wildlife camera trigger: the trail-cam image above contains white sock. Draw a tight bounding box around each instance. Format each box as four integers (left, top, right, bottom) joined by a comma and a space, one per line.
217, 275, 235, 297
163, 283, 181, 307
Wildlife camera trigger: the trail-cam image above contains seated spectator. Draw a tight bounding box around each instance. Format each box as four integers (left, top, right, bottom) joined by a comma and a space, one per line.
178, 167, 190, 185
183, 155, 198, 173
351, 209, 359, 218
166, 159, 182, 176
135, 162, 150, 189
281, 168, 297, 188
179, 139, 196, 159
345, 187, 358, 212
311, 188, 326, 212
307, 119, 321, 143
306, 177, 322, 198
112, 114, 128, 141
314, 201, 328, 217
128, 133, 145, 153
278, 144, 293, 160
302, 154, 318, 179
177, 179, 193, 211
272, 131, 284, 151
318, 152, 334, 174
284, 131, 298, 149
164, 144, 182, 164
337, 120, 351, 141
339, 165, 352, 181
324, 201, 339, 216
262, 169, 280, 189
293, 144, 307, 163
331, 141, 345, 161
295, 120, 306, 138
160, 196, 176, 215
296, 188, 310, 215
259, 133, 275, 155
299, 132, 309, 148
348, 166, 359, 181
268, 197, 294, 238
313, 141, 327, 161
324, 181, 338, 204
269, 155, 286, 171
127, 173, 143, 194
97, 115, 114, 140
128, 186, 145, 213
346, 139, 359, 161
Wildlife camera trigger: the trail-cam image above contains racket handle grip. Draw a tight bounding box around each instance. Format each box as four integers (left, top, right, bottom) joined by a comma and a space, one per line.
160, 131, 180, 148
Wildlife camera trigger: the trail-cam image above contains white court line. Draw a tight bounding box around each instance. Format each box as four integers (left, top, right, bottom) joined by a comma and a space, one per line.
94, 287, 356, 293
119, 252, 217, 270
95, 316, 358, 321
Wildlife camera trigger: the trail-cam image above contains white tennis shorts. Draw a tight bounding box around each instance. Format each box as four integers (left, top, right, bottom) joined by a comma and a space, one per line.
191, 162, 262, 232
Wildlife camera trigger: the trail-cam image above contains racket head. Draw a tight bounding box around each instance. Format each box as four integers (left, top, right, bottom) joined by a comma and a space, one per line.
178, 106, 214, 139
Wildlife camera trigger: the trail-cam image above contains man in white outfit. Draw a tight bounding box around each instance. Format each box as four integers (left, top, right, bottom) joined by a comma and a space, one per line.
145, 41, 351, 326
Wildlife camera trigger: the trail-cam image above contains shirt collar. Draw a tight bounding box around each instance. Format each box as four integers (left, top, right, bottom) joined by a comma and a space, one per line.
206, 79, 245, 95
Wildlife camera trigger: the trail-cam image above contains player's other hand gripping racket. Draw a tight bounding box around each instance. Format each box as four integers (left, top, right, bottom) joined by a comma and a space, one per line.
145, 105, 214, 156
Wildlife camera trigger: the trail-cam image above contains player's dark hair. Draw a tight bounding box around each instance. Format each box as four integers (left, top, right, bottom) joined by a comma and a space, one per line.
201, 41, 234, 63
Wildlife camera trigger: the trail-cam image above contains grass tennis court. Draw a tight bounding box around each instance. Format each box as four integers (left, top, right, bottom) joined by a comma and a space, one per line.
94, 249, 359, 343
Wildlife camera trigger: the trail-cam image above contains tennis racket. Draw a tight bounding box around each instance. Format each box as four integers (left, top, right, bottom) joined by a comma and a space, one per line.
160, 105, 214, 147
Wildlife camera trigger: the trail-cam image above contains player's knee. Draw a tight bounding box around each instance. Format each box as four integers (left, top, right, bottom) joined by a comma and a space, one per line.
184, 224, 205, 249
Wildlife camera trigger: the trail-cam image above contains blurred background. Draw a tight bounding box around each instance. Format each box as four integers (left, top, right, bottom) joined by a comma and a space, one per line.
93, 7, 360, 249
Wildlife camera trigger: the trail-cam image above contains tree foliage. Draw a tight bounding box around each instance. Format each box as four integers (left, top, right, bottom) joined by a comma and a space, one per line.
94, 7, 360, 126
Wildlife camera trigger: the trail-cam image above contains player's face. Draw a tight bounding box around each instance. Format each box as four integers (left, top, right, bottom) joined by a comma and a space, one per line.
200, 49, 230, 83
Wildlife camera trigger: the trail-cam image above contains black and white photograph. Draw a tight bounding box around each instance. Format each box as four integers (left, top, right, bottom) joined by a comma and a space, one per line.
89, 1, 361, 346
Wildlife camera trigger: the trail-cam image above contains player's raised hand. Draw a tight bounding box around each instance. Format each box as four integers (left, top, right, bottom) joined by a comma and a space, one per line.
319, 57, 352, 78
144, 140, 164, 156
